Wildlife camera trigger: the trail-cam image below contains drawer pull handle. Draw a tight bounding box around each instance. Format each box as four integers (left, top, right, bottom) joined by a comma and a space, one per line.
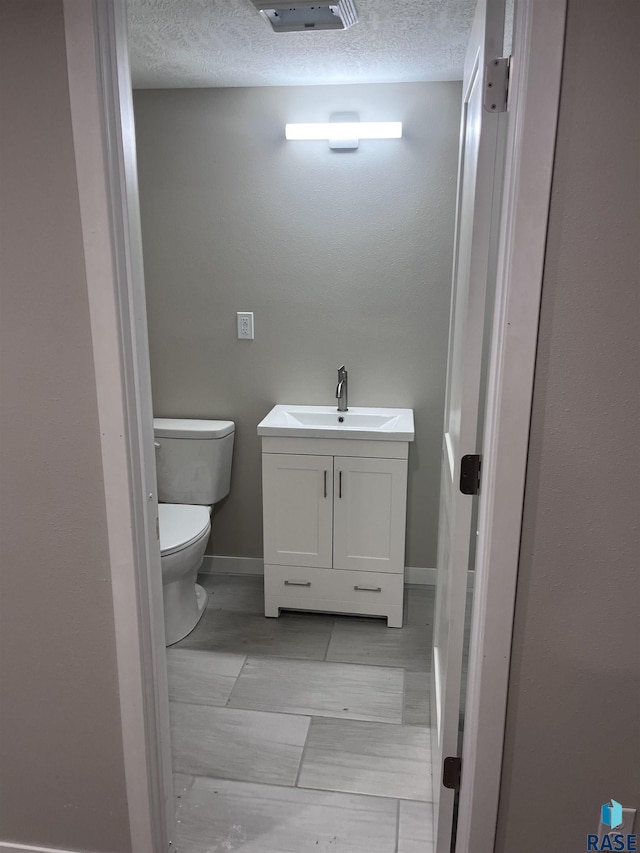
354, 585, 382, 593
323, 470, 327, 498
339, 470, 342, 498
284, 580, 311, 587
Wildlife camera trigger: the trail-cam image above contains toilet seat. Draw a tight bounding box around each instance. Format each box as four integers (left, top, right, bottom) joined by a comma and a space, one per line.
159, 504, 211, 556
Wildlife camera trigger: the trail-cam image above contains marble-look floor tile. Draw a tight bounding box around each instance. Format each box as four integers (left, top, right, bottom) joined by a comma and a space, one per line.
198, 573, 265, 614
403, 670, 431, 726
327, 618, 431, 671
404, 585, 436, 627
176, 776, 398, 853
298, 717, 431, 801
176, 608, 334, 660
228, 657, 404, 723
398, 799, 434, 852
170, 702, 310, 786
167, 648, 246, 706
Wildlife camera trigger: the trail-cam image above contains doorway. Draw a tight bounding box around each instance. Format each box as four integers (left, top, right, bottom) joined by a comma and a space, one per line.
133, 66, 458, 853
65, 0, 564, 848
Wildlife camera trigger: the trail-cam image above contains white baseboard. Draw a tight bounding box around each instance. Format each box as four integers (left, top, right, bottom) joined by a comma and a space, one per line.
201, 555, 436, 586
405, 566, 437, 586
201, 555, 264, 575
0, 843, 81, 853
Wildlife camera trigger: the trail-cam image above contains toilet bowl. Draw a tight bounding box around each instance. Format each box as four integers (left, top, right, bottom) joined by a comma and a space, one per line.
159, 503, 211, 646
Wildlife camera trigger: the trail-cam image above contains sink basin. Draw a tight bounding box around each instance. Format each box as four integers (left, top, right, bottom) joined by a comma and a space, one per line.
258, 405, 415, 441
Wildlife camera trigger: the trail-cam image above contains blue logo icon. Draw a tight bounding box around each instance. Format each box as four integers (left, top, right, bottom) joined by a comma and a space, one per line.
602, 800, 624, 830
588, 799, 637, 851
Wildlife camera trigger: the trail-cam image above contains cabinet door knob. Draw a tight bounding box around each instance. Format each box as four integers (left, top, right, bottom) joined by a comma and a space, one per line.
354, 585, 382, 593
284, 580, 312, 587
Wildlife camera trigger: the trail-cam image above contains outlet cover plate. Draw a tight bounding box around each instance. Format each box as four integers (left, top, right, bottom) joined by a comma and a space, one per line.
237, 311, 254, 340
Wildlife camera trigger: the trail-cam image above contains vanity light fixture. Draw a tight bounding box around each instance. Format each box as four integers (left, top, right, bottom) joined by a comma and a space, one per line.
285, 113, 402, 150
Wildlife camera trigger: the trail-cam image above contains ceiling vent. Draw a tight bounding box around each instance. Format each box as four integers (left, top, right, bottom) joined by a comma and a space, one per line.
250, 0, 358, 32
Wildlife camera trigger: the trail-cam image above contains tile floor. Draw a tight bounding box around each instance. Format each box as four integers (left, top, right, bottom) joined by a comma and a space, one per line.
169, 573, 435, 853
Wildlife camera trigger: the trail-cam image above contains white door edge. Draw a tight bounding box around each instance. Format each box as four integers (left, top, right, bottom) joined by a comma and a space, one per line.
444, 431, 455, 480
433, 1, 506, 846
455, 0, 567, 850
63, 1, 173, 850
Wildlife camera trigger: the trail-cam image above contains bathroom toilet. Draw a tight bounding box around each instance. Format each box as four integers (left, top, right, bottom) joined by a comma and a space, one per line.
154, 417, 235, 646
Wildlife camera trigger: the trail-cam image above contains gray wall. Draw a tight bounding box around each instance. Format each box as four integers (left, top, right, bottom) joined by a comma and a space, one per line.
496, 1, 640, 849
0, 2, 131, 850
134, 82, 460, 568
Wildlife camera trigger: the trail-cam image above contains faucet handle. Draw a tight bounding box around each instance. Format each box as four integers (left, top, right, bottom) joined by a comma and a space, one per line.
336, 365, 348, 411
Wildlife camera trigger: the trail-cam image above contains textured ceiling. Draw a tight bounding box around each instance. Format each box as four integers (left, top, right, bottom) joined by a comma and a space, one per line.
128, 0, 477, 89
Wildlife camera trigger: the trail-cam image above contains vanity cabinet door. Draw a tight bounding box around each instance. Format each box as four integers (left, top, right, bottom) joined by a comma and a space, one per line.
262, 453, 333, 568
332, 456, 408, 574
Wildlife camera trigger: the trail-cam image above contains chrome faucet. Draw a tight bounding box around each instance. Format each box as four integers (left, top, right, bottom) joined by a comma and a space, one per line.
336, 365, 348, 412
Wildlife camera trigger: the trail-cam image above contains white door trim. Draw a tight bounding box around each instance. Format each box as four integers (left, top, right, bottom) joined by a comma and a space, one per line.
455, 0, 567, 850
63, 1, 174, 850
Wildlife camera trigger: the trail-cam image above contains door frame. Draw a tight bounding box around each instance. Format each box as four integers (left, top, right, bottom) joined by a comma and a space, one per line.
67, 0, 567, 850
455, 0, 566, 849
63, 1, 174, 850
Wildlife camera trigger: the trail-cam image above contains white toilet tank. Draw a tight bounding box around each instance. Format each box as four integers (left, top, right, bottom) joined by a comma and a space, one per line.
153, 418, 235, 505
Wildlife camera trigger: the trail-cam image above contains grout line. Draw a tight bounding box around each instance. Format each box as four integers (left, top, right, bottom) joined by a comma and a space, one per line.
401, 667, 408, 725
293, 715, 314, 788
395, 798, 401, 853
171, 696, 322, 723
169, 695, 431, 732
170, 696, 237, 710
323, 617, 336, 661
186, 770, 301, 792
173, 643, 432, 672
233, 649, 429, 673
225, 655, 250, 706
186, 770, 434, 807
175, 633, 432, 672
293, 779, 431, 804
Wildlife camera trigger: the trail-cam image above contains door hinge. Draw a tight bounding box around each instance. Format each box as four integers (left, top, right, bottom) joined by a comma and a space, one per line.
460, 454, 482, 495
443, 756, 462, 791
484, 56, 510, 113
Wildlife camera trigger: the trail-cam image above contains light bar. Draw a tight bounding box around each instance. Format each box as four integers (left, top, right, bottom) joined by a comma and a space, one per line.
285, 122, 402, 141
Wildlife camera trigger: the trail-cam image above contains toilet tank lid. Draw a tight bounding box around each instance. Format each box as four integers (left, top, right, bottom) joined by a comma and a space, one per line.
153, 418, 235, 439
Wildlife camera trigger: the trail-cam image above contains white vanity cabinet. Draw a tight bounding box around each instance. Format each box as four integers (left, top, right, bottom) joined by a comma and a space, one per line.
260, 436, 410, 627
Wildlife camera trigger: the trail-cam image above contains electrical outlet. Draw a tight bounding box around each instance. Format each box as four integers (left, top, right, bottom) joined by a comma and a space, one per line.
237, 311, 254, 340
597, 807, 637, 838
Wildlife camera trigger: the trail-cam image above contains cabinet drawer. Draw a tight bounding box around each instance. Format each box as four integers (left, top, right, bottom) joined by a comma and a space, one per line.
264, 564, 404, 626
